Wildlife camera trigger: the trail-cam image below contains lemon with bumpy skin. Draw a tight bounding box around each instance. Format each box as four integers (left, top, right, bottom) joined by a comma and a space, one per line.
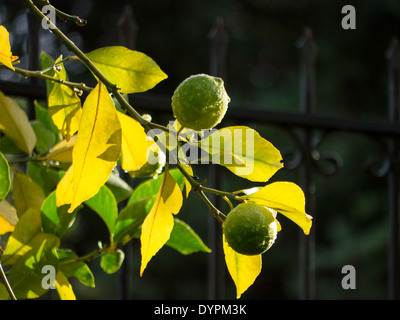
223, 202, 278, 256
171, 74, 230, 131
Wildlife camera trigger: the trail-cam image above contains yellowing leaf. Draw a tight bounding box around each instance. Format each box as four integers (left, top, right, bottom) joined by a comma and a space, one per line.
55, 271, 76, 300
223, 235, 262, 299
41, 135, 76, 163
69, 82, 121, 213
48, 85, 81, 141
55, 165, 73, 207
0, 200, 18, 235
0, 91, 36, 155
86, 46, 168, 94
117, 111, 152, 172
0, 25, 16, 71
140, 168, 183, 276
246, 181, 312, 235
12, 170, 45, 217
1, 208, 42, 266
0, 152, 10, 201
48, 57, 82, 141
201, 126, 283, 182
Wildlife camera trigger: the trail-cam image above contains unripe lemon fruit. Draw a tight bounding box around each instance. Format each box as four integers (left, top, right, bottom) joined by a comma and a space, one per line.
171, 74, 230, 131
223, 202, 278, 255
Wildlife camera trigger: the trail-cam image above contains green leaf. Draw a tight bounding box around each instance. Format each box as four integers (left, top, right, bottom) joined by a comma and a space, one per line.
34, 100, 60, 144
41, 191, 78, 238
27, 162, 64, 196
31, 120, 56, 154
100, 249, 125, 274
200, 126, 283, 182
0, 91, 36, 155
128, 168, 185, 205
1, 208, 42, 266
12, 170, 46, 217
106, 170, 133, 203
114, 198, 150, 246
166, 218, 211, 255
57, 249, 95, 288
5, 232, 59, 299
85, 185, 118, 237
0, 134, 23, 155
86, 46, 168, 94
245, 181, 312, 235
0, 152, 10, 201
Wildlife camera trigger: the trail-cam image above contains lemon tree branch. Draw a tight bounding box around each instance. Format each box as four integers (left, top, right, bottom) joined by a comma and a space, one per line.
23, 0, 235, 224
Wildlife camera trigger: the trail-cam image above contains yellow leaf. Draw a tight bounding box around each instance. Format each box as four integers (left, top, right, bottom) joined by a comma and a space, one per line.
0, 91, 36, 155
246, 181, 312, 235
69, 82, 121, 213
201, 126, 283, 182
0, 26, 16, 71
55, 271, 76, 300
117, 111, 151, 172
48, 57, 82, 141
223, 235, 262, 299
0, 200, 18, 235
12, 170, 45, 217
41, 135, 76, 163
55, 165, 73, 207
140, 168, 183, 276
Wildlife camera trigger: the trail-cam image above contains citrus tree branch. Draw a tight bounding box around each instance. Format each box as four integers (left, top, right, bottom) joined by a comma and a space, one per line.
3, 65, 92, 93
23, 0, 233, 224
0, 261, 17, 300
33, 0, 87, 26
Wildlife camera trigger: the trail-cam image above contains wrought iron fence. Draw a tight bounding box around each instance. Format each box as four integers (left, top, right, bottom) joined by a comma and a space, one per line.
1, 6, 400, 300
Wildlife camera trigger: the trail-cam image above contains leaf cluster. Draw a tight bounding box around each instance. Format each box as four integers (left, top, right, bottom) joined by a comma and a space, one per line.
0, 1, 312, 300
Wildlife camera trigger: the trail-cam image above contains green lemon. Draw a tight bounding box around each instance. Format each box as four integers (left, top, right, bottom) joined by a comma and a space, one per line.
223, 202, 278, 256
171, 74, 230, 131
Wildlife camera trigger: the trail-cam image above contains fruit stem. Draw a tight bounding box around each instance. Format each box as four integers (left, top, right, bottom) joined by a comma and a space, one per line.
176, 162, 228, 222
198, 190, 225, 224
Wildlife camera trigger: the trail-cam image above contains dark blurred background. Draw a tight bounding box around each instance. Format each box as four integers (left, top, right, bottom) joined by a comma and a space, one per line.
2, 0, 400, 299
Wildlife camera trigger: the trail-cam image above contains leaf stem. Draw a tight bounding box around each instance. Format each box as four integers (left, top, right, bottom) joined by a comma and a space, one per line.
176, 162, 229, 222
0, 261, 17, 300
59, 246, 113, 266
39, 55, 78, 74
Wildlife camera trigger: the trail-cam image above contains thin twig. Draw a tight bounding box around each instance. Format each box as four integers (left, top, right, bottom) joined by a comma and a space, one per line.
0, 261, 17, 300
3, 65, 93, 93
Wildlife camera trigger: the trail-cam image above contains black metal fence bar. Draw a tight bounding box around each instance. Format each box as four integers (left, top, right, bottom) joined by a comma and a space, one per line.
386, 38, 400, 300
297, 27, 317, 300
207, 18, 229, 300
